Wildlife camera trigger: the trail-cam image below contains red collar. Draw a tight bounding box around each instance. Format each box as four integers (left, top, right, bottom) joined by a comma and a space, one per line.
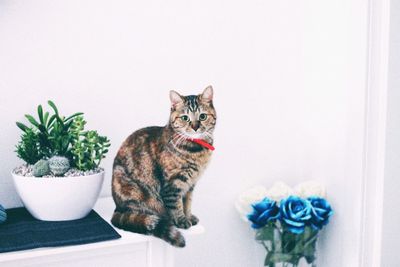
188, 138, 215, 151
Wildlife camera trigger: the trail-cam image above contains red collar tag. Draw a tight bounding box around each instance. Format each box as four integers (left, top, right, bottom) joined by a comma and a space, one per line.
189, 138, 215, 151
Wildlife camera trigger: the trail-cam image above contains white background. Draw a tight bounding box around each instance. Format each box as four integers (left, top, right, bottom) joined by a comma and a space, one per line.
0, 1, 370, 266
381, 0, 400, 266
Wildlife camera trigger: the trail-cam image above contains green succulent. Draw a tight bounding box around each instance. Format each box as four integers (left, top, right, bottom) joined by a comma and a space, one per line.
16, 128, 43, 165
48, 156, 70, 176
16, 101, 83, 160
33, 159, 50, 177
15, 101, 110, 172
70, 125, 111, 171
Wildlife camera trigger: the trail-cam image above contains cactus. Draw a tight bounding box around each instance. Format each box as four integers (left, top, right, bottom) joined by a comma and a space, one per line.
48, 156, 70, 176
33, 159, 50, 177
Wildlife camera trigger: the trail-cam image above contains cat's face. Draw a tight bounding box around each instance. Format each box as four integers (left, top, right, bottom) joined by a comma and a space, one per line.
169, 86, 216, 139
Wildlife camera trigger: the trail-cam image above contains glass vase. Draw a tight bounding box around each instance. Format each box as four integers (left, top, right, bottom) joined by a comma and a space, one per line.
256, 225, 318, 267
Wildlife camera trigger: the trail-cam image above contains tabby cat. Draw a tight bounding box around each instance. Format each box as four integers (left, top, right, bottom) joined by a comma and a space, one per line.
111, 86, 216, 247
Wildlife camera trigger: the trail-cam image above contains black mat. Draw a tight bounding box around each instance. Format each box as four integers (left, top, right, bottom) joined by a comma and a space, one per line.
0, 208, 121, 253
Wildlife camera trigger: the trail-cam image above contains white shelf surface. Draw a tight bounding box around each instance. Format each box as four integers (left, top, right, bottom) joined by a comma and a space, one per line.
0, 196, 205, 264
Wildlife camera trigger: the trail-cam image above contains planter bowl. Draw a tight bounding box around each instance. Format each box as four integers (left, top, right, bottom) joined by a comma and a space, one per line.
12, 171, 105, 221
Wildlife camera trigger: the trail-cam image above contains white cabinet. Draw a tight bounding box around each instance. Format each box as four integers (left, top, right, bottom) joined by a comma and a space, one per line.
0, 197, 204, 267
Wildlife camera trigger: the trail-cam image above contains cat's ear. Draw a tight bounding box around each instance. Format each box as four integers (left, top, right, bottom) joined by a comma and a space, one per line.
169, 90, 184, 106
201, 85, 213, 103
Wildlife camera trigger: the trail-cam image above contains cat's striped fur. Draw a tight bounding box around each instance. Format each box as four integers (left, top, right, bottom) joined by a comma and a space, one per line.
111, 86, 216, 247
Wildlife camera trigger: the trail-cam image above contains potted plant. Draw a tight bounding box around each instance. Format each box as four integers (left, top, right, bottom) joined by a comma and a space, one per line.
12, 101, 111, 221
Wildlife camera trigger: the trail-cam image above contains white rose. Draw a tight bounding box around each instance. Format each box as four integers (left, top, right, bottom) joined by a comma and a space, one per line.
265, 181, 294, 202
294, 180, 326, 198
235, 185, 268, 221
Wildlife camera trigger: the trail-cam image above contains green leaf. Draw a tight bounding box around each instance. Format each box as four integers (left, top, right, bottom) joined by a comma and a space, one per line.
55, 116, 65, 127
65, 112, 84, 122
43, 112, 49, 125
287, 255, 301, 265
282, 231, 297, 253
256, 227, 275, 241
264, 252, 295, 266
16, 122, 28, 132
37, 105, 44, 124
302, 229, 318, 264
305, 254, 316, 264
304, 234, 318, 248
292, 241, 304, 255
48, 100, 59, 115
15, 128, 42, 164
303, 226, 319, 245
264, 256, 274, 267
47, 114, 57, 128
64, 120, 73, 131
38, 124, 47, 133
25, 115, 40, 128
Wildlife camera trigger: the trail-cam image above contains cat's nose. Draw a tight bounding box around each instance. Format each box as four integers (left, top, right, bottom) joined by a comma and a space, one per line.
191, 121, 200, 131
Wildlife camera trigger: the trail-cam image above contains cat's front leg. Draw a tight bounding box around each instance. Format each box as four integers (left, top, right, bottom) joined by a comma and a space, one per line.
172, 198, 192, 229
183, 188, 199, 226
162, 180, 192, 229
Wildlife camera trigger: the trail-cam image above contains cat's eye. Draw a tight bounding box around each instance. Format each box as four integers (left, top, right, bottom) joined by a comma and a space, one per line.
199, 113, 208, 121
181, 115, 190, 122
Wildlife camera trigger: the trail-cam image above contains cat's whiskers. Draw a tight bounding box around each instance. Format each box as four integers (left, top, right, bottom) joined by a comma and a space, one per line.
166, 134, 179, 150
203, 132, 213, 143
204, 132, 212, 138
169, 130, 213, 151
169, 133, 187, 150
175, 134, 187, 148
168, 134, 182, 150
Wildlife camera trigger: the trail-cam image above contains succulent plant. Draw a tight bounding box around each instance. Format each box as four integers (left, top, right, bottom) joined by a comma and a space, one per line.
48, 156, 70, 176
33, 159, 50, 177
16, 101, 83, 162
16, 101, 110, 172
71, 129, 110, 171
15, 128, 43, 165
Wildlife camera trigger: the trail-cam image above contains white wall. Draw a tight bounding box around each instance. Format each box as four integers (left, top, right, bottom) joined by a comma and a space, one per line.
0, 1, 369, 266
381, 0, 400, 266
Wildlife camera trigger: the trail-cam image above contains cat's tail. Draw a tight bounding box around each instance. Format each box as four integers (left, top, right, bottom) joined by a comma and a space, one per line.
111, 210, 185, 248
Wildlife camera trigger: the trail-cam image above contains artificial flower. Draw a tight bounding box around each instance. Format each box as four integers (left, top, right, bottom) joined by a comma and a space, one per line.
247, 197, 280, 229
235, 185, 268, 221
294, 180, 326, 198
308, 196, 333, 230
280, 196, 312, 234
265, 181, 294, 202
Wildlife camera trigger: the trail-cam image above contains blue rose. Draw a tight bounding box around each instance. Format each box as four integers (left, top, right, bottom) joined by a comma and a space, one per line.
308, 197, 333, 230
280, 196, 312, 234
247, 198, 280, 229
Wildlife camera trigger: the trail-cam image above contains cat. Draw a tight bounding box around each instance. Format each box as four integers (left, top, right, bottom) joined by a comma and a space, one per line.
111, 86, 216, 247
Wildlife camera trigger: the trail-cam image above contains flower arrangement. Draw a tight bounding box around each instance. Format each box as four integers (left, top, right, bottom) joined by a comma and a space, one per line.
14, 101, 110, 177
236, 181, 333, 267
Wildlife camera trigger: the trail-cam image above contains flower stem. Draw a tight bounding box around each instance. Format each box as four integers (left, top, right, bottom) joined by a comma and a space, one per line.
262, 241, 270, 253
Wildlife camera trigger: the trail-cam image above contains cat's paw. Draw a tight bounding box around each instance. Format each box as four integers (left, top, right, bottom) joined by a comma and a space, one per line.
189, 214, 199, 226
174, 216, 192, 229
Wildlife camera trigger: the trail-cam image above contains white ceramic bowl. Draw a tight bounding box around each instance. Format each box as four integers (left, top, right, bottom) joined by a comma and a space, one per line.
12, 171, 105, 221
